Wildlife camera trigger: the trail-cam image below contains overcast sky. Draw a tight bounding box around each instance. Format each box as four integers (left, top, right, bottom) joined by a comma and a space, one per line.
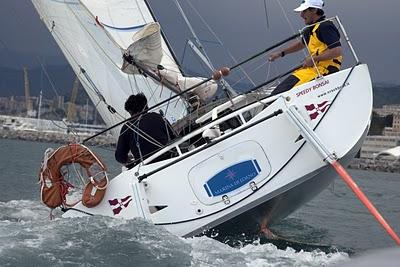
1, 0, 400, 84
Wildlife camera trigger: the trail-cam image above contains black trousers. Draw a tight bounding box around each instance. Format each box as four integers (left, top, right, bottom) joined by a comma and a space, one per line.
270, 75, 300, 96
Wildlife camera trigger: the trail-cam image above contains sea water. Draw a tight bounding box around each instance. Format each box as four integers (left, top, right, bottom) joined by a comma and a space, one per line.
0, 138, 399, 266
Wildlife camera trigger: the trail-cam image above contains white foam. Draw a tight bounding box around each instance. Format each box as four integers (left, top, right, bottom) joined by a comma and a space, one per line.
185, 236, 349, 267
0, 200, 50, 222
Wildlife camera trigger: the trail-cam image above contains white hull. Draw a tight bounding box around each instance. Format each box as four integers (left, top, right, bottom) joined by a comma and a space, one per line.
63, 65, 373, 237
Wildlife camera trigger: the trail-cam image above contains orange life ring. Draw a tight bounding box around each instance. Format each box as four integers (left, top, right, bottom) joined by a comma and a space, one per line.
39, 143, 108, 209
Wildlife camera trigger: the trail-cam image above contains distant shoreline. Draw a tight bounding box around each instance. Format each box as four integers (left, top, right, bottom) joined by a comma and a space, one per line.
348, 158, 400, 173
0, 128, 115, 147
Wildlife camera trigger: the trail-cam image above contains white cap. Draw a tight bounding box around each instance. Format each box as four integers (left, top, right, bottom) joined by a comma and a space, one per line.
294, 0, 324, 12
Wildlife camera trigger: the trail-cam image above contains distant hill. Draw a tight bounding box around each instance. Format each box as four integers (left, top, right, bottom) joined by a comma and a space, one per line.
1, 66, 400, 107
372, 83, 400, 107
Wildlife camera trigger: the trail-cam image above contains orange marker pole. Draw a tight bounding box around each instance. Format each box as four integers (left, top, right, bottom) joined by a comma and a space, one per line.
285, 105, 400, 245
331, 160, 400, 245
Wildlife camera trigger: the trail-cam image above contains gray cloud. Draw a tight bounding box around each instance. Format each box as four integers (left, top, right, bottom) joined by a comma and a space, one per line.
1, 0, 399, 84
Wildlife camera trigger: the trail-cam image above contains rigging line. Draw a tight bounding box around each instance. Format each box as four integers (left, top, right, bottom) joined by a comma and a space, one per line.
112, 109, 126, 121
36, 57, 60, 97
160, 50, 184, 74
265, 61, 272, 83
77, 0, 129, 49
263, 0, 270, 30
47, 24, 117, 116
123, 74, 135, 96
83, 33, 300, 144
71, 158, 87, 185
271, 63, 281, 84
79, 67, 106, 103
32, 92, 78, 135
125, 120, 163, 148
142, 79, 159, 105
229, 56, 269, 87
275, 0, 296, 35
126, 75, 176, 120
264, 62, 280, 88
180, 41, 190, 66
78, 1, 186, 82
131, 71, 141, 94
73, 71, 108, 108
129, 70, 177, 116
226, 50, 256, 86
67, 2, 123, 70
127, 74, 137, 94
173, 0, 212, 64
38, 97, 81, 137
47, 119, 70, 131
142, 75, 159, 103
92, 2, 135, 97
92, 17, 183, 81
230, 60, 269, 88
46, 25, 86, 75
118, 106, 164, 148
134, 0, 147, 22
148, 86, 182, 119
186, 0, 255, 86
164, 91, 174, 117
175, 1, 237, 98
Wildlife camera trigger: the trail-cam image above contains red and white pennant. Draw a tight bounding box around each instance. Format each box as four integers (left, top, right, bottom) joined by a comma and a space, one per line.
305, 101, 331, 120
108, 195, 132, 215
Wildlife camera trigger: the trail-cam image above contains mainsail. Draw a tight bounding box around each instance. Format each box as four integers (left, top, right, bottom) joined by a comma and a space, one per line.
31, 0, 217, 139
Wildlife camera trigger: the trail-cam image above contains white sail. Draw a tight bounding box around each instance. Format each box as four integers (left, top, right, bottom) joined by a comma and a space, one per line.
31, 0, 216, 139
80, 0, 180, 72
80, 0, 217, 101
120, 22, 217, 101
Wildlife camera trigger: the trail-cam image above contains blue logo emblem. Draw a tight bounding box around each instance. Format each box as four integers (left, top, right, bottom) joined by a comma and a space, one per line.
203, 160, 261, 197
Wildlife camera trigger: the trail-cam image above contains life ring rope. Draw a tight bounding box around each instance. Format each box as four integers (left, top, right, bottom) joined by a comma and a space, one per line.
39, 143, 108, 209
90, 172, 109, 191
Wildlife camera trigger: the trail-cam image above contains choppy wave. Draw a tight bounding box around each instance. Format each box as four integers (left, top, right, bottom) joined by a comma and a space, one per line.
0, 200, 349, 267
187, 236, 348, 267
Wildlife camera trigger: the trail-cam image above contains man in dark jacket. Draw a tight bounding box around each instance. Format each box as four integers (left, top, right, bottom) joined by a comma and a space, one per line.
115, 93, 176, 168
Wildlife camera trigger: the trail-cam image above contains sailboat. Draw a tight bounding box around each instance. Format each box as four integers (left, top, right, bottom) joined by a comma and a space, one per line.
32, 0, 372, 237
